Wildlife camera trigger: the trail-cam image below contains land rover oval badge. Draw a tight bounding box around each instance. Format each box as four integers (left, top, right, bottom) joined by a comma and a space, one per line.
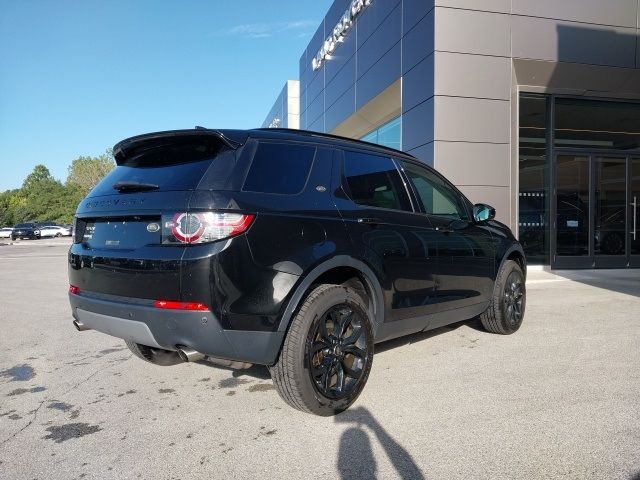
147, 223, 160, 233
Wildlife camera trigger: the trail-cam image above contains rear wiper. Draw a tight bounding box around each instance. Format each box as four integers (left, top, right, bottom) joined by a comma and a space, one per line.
113, 181, 160, 193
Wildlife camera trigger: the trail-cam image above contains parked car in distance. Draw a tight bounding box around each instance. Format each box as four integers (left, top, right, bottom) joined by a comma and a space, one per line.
40, 225, 72, 238
69, 128, 527, 416
11, 223, 41, 240
0, 227, 13, 239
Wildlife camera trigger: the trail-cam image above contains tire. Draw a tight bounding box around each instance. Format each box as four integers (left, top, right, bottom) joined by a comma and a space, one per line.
269, 284, 374, 416
55, 233, 61, 238
10, 236, 16, 241
601, 232, 624, 255
480, 260, 526, 335
124, 340, 183, 366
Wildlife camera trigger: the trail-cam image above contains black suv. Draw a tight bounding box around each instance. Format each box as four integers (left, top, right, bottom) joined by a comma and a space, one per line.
12, 223, 41, 240
69, 128, 526, 416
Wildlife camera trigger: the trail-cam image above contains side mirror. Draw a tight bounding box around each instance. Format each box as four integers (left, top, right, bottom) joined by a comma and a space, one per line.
473, 203, 495, 223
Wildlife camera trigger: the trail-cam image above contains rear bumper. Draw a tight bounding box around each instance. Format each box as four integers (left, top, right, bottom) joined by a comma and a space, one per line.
69, 292, 284, 365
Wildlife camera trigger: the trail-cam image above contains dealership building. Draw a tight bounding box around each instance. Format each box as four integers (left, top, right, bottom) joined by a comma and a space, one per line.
263, 0, 640, 269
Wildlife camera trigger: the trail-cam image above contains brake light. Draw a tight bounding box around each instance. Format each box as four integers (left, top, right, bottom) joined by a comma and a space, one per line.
154, 300, 210, 311
69, 285, 80, 295
162, 212, 255, 245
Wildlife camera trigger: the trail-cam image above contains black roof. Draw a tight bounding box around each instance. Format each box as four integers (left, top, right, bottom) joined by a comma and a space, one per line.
248, 128, 415, 159
113, 127, 416, 161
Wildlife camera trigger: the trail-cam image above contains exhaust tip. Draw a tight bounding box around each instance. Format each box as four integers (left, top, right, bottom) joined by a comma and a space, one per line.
73, 320, 90, 331
176, 346, 205, 363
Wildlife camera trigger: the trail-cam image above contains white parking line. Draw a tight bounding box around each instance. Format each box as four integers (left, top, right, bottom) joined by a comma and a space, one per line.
0, 241, 71, 247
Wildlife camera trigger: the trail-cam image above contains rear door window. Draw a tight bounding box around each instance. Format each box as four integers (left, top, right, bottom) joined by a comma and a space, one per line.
242, 142, 315, 195
343, 151, 412, 212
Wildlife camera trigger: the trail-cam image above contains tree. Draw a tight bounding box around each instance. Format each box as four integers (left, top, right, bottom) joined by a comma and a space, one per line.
66, 150, 115, 196
0, 190, 24, 226
0, 150, 116, 226
22, 164, 54, 192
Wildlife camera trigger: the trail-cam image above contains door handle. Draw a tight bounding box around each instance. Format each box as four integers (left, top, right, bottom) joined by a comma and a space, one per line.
435, 226, 453, 234
357, 217, 382, 225
632, 196, 637, 241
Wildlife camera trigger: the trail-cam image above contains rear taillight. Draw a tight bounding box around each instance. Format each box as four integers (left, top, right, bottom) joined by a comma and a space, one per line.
154, 300, 210, 311
162, 212, 255, 245
69, 285, 80, 295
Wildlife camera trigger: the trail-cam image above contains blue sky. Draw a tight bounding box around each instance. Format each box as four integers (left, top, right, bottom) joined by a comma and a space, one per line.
0, 0, 331, 191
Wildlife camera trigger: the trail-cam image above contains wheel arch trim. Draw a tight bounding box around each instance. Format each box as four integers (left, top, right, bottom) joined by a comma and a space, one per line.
500, 244, 527, 279
277, 256, 384, 336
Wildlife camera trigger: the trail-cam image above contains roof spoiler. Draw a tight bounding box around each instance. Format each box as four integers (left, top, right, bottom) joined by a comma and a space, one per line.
112, 128, 244, 165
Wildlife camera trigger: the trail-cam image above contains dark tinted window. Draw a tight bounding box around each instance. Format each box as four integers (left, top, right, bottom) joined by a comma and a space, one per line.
91, 136, 234, 196
91, 159, 215, 196
243, 142, 315, 195
401, 161, 469, 220
555, 98, 640, 150
343, 151, 411, 211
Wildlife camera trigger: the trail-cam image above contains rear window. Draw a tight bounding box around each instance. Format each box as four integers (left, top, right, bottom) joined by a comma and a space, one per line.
242, 142, 315, 195
91, 160, 213, 196
91, 138, 232, 196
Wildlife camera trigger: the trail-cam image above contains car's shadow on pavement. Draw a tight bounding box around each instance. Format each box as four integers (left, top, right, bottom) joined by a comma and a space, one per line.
196, 361, 271, 380
209, 318, 481, 383
376, 318, 480, 354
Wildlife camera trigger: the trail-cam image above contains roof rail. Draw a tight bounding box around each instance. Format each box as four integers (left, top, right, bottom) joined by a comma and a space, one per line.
252, 128, 415, 158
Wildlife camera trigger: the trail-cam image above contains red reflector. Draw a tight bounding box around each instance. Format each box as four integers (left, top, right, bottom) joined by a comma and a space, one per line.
154, 300, 209, 311
69, 285, 80, 295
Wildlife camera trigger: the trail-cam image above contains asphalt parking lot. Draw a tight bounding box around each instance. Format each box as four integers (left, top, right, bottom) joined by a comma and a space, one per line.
0, 238, 639, 480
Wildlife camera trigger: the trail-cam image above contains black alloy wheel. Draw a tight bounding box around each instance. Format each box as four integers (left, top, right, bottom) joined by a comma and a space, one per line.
307, 303, 369, 400
480, 259, 526, 335
602, 232, 624, 255
270, 283, 374, 416
503, 270, 524, 328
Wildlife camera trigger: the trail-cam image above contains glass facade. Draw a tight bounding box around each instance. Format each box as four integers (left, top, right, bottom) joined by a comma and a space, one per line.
555, 99, 640, 150
519, 94, 640, 267
360, 117, 401, 151
518, 95, 550, 264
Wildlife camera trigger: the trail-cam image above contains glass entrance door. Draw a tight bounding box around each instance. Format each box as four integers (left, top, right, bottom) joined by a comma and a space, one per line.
593, 156, 627, 268
553, 153, 639, 268
631, 158, 640, 267
554, 155, 590, 268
